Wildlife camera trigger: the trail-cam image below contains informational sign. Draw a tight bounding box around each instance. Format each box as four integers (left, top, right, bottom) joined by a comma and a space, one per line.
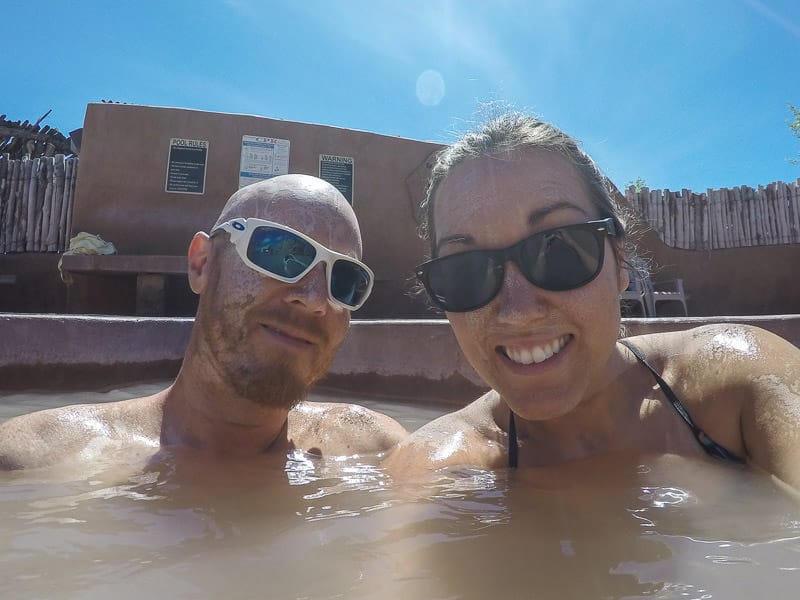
319, 154, 354, 205
165, 138, 208, 194
239, 135, 290, 189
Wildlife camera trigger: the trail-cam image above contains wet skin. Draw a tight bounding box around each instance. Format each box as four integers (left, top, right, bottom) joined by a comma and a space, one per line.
385, 150, 800, 490
0, 175, 407, 472
186, 179, 356, 414
431, 149, 629, 423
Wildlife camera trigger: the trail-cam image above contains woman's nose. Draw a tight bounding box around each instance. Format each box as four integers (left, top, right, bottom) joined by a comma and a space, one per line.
493, 261, 549, 323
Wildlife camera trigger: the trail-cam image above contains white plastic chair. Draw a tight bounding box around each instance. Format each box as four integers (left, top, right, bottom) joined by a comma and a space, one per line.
619, 273, 650, 317
648, 278, 688, 316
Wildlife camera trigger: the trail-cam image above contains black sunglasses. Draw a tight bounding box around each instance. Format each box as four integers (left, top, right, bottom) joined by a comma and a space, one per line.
416, 218, 618, 313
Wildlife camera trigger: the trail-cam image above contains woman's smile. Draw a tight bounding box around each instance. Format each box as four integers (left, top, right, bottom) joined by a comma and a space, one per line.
499, 334, 571, 366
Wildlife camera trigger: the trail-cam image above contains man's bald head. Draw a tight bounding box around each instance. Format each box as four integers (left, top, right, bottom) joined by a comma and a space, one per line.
190, 174, 363, 409
213, 174, 363, 257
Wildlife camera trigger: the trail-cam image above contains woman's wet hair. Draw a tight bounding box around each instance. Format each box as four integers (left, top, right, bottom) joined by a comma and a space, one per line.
419, 112, 644, 273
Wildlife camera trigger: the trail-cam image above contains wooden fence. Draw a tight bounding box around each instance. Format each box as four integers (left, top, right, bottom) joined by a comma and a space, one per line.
0, 155, 78, 253
625, 180, 800, 249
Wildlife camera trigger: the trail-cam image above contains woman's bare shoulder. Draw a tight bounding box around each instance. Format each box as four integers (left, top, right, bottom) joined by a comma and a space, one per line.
617, 324, 799, 422
626, 324, 798, 371
652, 324, 800, 489
623, 324, 799, 435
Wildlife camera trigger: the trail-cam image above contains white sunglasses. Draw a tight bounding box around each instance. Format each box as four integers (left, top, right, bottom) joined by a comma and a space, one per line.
210, 218, 374, 311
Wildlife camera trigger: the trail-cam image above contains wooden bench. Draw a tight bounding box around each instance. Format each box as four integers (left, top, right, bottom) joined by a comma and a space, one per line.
60, 254, 187, 316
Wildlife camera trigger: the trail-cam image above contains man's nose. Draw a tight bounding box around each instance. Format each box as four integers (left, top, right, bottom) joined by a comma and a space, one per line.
283, 263, 330, 314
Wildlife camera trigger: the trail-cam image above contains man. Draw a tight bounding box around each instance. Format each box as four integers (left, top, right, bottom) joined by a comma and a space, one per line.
0, 175, 407, 470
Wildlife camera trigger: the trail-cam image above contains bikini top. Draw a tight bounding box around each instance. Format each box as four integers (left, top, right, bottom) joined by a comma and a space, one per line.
507, 339, 744, 468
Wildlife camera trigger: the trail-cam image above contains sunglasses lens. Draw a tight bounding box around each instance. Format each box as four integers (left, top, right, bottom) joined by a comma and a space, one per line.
419, 222, 610, 312
520, 227, 603, 291
247, 227, 316, 278
423, 252, 501, 312
331, 260, 372, 308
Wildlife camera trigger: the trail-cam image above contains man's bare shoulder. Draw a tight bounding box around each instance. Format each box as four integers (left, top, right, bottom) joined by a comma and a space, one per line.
0, 395, 163, 470
0, 403, 103, 469
289, 401, 408, 456
384, 392, 507, 478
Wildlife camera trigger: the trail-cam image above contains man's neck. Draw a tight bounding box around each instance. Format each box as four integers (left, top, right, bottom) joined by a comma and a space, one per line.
160, 358, 296, 458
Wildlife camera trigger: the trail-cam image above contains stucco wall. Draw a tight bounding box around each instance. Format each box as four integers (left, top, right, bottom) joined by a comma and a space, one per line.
1, 314, 798, 395
12, 102, 793, 318
70, 103, 441, 316
640, 229, 800, 316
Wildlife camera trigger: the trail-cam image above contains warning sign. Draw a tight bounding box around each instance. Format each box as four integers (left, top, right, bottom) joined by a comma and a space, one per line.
319, 154, 354, 205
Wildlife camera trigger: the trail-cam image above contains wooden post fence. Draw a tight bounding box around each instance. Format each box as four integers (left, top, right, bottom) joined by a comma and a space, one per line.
626, 180, 800, 249
0, 154, 78, 253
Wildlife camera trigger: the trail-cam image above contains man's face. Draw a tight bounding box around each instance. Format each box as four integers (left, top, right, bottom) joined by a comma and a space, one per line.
195, 196, 359, 410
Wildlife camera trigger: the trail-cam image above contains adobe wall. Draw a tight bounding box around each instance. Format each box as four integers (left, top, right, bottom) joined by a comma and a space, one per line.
641, 229, 799, 316
24, 102, 796, 318
2, 314, 798, 394
70, 103, 442, 317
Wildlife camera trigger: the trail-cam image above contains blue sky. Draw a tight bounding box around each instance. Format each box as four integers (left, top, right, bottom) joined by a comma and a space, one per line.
4, 0, 800, 192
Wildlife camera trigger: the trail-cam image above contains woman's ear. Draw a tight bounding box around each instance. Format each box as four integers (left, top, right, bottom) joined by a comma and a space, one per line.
617, 263, 630, 293
612, 243, 630, 293
187, 232, 212, 294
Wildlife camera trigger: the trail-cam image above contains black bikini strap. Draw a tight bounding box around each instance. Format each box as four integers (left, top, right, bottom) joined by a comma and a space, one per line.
508, 409, 518, 468
618, 339, 744, 463
618, 339, 698, 429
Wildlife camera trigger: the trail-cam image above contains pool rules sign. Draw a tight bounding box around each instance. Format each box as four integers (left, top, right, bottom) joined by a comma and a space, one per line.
319, 154, 354, 205
165, 138, 208, 194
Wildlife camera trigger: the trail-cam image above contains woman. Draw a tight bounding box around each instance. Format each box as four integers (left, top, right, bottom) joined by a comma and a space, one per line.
385, 113, 800, 489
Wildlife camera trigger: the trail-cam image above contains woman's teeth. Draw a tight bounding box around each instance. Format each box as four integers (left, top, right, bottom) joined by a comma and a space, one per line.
503, 335, 569, 365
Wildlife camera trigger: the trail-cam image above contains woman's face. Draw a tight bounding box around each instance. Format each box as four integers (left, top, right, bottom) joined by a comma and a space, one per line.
432, 149, 628, 421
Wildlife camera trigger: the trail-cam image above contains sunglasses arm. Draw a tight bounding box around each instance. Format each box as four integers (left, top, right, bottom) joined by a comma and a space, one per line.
210, 220, 248, 242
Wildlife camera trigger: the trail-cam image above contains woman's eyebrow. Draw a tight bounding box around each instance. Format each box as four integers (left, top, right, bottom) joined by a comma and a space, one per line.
434, 201, 591, 253
527, 201, 591, 226
435, 234, 473, 254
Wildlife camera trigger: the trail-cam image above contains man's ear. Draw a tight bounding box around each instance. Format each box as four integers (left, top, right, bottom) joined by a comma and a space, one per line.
187, 232, 212, 294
